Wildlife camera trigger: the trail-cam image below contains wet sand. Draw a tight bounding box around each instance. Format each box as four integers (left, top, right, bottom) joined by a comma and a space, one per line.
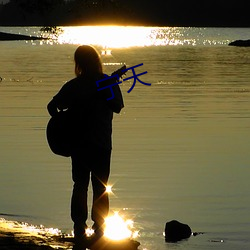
0, 219, 140, 250
0, 229, 55, 249
0, 234, 53, 250
0, 219, 72, 249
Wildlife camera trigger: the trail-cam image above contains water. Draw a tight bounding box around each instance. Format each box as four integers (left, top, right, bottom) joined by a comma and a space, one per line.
0, 26, 250, 250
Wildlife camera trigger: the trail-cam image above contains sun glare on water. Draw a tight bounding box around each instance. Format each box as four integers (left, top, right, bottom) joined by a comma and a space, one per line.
46, 26, 222, 47
57, 26, 153, 48
105, 185, 113, 194
104, 212, 138, 241
82, 212, 138, 241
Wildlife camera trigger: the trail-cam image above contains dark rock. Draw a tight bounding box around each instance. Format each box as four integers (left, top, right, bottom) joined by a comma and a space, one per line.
0, 31, 45, 41
164, 220, 192, 242
228, 39, 250, 47
192, 232, 204, 236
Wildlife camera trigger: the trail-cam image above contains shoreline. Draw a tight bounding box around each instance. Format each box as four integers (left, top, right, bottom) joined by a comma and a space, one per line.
0, 218, 140, 250
0, 218, 72, 249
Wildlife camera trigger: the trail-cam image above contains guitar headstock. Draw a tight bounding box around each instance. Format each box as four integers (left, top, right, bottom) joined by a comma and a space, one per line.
111, 64, 127, 79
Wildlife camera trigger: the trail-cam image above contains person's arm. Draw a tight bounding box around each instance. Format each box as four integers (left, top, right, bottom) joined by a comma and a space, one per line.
47, 80, 73, 116
107, 83, 124, 113
97, 67, 125, 113
47, 99, 58, 117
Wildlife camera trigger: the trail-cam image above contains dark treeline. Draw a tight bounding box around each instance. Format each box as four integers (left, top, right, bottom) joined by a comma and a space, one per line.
0, 0, 250, 27
0, 0, 135, 26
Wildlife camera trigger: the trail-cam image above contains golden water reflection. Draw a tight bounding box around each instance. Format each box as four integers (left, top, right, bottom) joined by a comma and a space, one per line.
55, 26, 232, 48
56, 26, 197, 48
0, 215, 139, 245
104, 211, 138, 241
57, 26, 152, 47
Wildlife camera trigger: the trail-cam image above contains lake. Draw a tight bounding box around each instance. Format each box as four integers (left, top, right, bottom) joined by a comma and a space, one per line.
0, 26, 250, 249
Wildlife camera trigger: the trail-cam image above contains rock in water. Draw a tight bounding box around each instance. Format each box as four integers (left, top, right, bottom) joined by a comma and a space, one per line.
164, 220, 192, 242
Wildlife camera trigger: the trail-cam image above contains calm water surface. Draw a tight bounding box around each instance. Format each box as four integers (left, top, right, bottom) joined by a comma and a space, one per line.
0, 27, 250, 249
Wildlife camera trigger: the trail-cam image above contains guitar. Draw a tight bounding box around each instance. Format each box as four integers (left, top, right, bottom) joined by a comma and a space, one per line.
111, 64, 127, 77
46, 65, 126, 157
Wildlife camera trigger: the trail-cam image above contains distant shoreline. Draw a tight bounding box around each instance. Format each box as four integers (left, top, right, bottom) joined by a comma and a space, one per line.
0, 31, 45, 41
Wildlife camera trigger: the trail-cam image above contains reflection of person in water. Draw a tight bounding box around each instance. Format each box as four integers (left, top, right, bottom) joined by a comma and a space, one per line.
47, 45, 124, 244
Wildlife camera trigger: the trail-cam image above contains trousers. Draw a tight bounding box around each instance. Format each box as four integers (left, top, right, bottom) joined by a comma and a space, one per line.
70, 146, 111, 236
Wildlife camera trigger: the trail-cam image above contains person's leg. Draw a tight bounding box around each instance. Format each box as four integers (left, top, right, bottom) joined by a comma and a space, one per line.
91, 149, 111, 234
71, 150, 90, 238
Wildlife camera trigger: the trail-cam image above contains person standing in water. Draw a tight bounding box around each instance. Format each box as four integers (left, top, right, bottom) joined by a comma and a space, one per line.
47, 45, 124, 244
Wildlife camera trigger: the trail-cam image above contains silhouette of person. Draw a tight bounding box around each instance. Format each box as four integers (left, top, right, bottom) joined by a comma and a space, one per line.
47, 45, 124, 244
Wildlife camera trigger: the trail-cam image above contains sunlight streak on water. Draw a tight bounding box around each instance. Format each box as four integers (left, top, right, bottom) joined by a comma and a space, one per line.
56, 26, 232, 48
0, 26, 245, 48
57, 26, 153, 47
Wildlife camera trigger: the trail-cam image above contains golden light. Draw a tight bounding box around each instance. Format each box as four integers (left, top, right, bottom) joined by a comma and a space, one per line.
0, 218, 61, 237
57, 26, 153, 48
49, 26, 200, 47
104, 212, 138, 241
105, 185, 113, 194
85, 227, 95, 237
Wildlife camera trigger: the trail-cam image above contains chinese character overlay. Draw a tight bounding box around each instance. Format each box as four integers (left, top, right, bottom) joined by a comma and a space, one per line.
96, 63, 151, 100
96, 74, 122, 101
122, 63, 151, 93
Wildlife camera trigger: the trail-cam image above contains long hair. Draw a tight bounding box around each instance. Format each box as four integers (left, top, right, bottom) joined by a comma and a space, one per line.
74, 45, 103, 76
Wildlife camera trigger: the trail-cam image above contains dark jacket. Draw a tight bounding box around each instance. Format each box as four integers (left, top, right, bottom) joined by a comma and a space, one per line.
47, 73, 124, 151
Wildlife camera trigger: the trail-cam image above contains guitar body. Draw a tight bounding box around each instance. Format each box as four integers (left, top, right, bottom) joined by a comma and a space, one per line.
46, 111, 72, 157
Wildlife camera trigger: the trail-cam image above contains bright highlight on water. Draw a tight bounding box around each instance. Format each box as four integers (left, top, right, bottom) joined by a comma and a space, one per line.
54, 26, 233, 47
104, 212, 138, 241
105, 185, 113, 193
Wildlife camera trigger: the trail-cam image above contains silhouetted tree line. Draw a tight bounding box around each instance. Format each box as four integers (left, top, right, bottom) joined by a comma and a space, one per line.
0, 0, 133, 26
0, 0, 249, 26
